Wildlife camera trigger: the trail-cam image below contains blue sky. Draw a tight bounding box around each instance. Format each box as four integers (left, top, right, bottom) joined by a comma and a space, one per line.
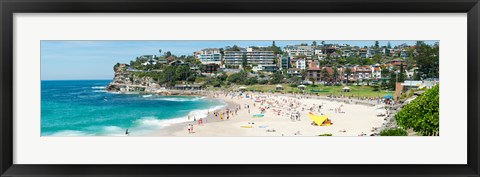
41, 40, 438, 80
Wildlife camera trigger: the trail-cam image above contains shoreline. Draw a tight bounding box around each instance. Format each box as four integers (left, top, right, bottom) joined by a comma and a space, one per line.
143, 94, 241, 136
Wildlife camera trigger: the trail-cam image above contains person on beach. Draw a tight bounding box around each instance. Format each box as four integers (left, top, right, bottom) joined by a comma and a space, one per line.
187, 124, 191, 133
190, 124, 194, 133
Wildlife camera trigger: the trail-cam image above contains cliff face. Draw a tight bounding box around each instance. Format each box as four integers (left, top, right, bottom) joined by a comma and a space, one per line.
106, 64, 157, 92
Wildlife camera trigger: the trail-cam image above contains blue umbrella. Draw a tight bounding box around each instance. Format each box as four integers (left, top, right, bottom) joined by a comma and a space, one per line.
384, 94, 393, 99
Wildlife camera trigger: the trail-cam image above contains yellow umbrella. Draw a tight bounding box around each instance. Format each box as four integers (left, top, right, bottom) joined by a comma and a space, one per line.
308, 112, 330, 126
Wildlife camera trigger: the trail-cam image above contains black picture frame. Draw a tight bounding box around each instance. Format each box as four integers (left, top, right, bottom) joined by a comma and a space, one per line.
1, 0, 479, 176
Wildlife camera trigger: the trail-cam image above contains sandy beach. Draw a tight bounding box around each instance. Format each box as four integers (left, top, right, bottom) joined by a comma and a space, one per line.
147, 91, 386, 137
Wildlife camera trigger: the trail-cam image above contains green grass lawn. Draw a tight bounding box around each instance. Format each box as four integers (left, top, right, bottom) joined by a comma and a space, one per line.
226, 84, 394, 98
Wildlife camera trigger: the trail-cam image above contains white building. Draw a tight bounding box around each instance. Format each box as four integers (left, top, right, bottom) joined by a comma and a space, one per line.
314, 49, 323, 55
295, 58, 306, 70
224, 48, 275, 67
284, 45, 315, 59
196, 48, 222, 64
252, 64, 278, 73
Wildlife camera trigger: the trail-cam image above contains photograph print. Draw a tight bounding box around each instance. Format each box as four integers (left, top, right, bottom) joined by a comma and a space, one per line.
41, 40, 439, 137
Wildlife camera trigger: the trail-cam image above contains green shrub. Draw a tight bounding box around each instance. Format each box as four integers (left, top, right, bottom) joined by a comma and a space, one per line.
258, 80, 268, 85
380, 128, 408, 136
195, 77, 205, 83
400, 89, 415, 100
318, 133, 332, 136
395, 85, 439, 136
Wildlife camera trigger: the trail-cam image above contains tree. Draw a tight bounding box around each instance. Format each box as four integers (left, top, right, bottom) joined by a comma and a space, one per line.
158, 49, 162, 56
361, 58, 375, 65
227, 71, 248, 84
395, 85, 439, 136
312, 41, 317, 47
165, 51, 172, 58
373, 53, 382, 64
245, 77, 258, 85
300, 70, 307, 81
321, 68, 330, 83
332, 66, 339, 84
389, 71, 397, 90
231, 45, 241, 51
309, 77, 316, 86
413, 41, 439, 79
270, 71, 284, 84
217, 72, 227, 81
174, 65, 191, 82
242, 54, 248, 69
387, 41, 392, 48
268, 42, 283, 55
219, 48, 224, 55
374, 41, 379, 48
399, 63, 405, 82
345, 68, 352, 85
160, 66, 176, 86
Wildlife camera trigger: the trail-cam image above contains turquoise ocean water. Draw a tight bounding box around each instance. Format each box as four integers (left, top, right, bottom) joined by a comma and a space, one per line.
41, 80, 226, 136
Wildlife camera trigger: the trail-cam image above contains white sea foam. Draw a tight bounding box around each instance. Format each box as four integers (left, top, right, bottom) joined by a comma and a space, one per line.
153, 96, 206, 102
129, 104, 227, 135
93, 90, 108, 93
100, 126, 126, 136
48, 130, 93, 136
91, 86, 106, 89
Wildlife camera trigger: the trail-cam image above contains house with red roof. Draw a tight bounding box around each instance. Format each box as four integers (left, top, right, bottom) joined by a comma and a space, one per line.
306, 62, 322, 83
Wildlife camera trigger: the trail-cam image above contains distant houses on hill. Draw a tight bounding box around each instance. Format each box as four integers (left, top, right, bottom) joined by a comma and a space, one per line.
126, 41, 436, 86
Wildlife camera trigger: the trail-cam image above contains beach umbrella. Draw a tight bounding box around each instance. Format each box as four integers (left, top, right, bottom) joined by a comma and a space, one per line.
343, 86, 350, 90
298, 85, 306, 90
275, 85, 283, 90
384, 94, 393, 99
307, 112, 331, 126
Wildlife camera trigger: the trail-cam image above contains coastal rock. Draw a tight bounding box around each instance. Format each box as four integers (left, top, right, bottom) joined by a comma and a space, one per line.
107, 63, 155, 93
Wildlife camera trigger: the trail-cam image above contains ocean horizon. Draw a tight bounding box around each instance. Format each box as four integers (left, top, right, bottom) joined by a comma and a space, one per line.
41, 80, 226, 136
